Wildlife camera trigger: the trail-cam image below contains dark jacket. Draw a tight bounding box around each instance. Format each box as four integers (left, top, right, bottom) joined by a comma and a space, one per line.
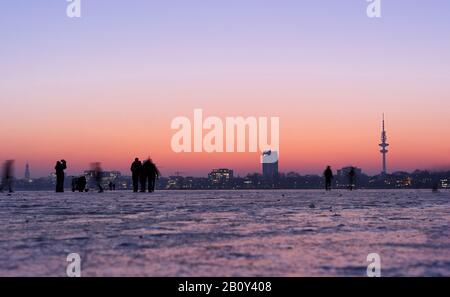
324, 168, 333, 180
55, 161, 67, 176
142, 160, 160, 178
131, 161, 142, 175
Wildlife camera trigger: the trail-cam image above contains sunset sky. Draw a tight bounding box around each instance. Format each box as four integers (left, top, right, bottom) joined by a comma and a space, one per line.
1, 0, 449, 177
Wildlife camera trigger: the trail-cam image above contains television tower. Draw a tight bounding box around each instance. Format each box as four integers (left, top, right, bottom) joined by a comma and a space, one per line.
379, 114, 389, 175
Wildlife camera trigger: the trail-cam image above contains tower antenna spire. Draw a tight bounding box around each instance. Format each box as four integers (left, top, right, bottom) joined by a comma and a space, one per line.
379, 114, 389, 175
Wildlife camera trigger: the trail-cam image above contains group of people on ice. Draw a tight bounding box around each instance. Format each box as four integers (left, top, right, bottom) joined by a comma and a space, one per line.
130, 158, 161, 193
52, 157, 160, 193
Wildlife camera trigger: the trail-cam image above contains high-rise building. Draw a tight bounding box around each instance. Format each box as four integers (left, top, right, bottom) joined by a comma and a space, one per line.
24, 162, 31, 180
336, 166, 363, 188
167, 176, 185, 190
261, 150, 279, 179
337, 166, 362, 178
379, 114, 389, 175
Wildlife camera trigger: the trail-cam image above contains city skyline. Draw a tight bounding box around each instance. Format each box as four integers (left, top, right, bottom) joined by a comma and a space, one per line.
8, 113, 449, 178
1, 1, 450, 177
12, 164, 450, 191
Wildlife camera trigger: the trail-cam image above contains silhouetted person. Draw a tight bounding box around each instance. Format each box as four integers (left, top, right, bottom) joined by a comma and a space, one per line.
55, 160, 67, 192
140, 160, 149, 192
71, 177, 78, 192
73, 176, 87, 192
348, 167, 356, 191
0, 160, 14, 193
324, 166, 333, 191
147, 159, 160, 193
79, 176, 87, 192
92, 163, 103, 193
140, 158, 161, 193
130, 158, 142, 192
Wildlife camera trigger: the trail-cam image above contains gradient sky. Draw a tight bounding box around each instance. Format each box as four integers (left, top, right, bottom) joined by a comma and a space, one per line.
1, 0, 450, 177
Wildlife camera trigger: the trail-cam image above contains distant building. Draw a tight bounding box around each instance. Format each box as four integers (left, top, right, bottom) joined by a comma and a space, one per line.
208, 169, 234, 188
337, 166, 362, 178
83, 170, 121, 179
336, 166, 363, 188
261, 151, 279, 179
24, 162, 31, 180
83, 170, 121, 189
167, 176, 185, 190
441, 179, 449, 189
103, 171, 122, 179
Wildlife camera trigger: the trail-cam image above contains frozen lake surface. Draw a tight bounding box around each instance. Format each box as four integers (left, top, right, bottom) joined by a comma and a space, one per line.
0, 190, 449, 276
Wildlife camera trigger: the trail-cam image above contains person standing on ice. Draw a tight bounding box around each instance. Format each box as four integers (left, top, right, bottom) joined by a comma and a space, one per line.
140, 158, 160, 193
147, 158, 160, 193
55, 159, 67, 192
0, 160, 14, 193
130, 158, 142, 193
323, 166, 333, 191
92, 162, 104, 193
348, 167, 356, 191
